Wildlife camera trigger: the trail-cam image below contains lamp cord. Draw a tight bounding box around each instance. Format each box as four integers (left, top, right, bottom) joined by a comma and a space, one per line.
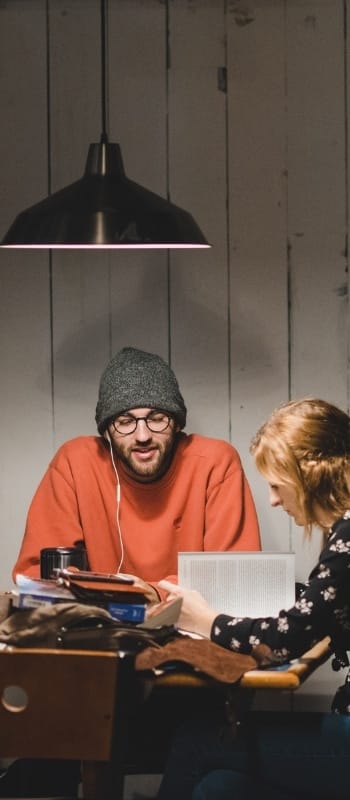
100, 0, 108, 141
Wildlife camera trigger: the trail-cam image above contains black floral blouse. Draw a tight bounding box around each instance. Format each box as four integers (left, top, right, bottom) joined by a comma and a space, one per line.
211, 513, 350, 662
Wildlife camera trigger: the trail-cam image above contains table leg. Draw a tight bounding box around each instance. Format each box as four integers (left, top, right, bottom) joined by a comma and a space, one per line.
82, 654, 141, 800
82, 758, 125, 800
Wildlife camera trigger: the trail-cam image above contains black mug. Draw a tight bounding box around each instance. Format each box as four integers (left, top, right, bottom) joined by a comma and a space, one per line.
40, 543, 88, 579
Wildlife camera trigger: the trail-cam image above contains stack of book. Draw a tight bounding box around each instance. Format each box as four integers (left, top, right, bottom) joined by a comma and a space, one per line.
13, 571, 149, 623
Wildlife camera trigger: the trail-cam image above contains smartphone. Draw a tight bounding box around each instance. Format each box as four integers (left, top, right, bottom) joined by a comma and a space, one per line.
53, 569, 135, 584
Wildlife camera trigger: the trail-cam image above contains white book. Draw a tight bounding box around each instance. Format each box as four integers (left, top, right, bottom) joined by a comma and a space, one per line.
178, 551, 295, 618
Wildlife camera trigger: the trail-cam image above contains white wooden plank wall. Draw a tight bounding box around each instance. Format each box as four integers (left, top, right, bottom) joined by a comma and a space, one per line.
168, 1, 230, 441
0, 1, 53, 585
108, 1, 170, 360
228, 0, 290, 555
285, 0, 348, 708
0, 0, 349, 708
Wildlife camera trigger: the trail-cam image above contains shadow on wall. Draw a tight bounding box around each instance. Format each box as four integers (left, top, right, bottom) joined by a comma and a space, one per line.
33, 259, 286, 443
42, 297, 282, 393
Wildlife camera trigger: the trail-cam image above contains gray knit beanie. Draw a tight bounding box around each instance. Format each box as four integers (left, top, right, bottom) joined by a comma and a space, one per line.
95, 347, 187, 434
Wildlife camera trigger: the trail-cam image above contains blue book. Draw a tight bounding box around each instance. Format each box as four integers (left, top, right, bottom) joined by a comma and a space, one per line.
12, 590, 146, 624
106, 602, 146, 623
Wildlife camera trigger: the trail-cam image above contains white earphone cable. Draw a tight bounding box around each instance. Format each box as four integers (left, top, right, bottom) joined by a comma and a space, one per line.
106, 433, 124, 573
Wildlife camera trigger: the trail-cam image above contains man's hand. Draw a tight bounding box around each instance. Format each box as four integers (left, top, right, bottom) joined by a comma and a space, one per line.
158, 579, 218, 638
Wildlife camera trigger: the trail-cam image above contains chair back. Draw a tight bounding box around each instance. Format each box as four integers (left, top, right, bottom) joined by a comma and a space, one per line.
0, 648, 119, 760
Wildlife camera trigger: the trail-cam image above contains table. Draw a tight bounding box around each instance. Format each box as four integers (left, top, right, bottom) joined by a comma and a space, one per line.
0, 646, 139, 800
0, 636, 332, 799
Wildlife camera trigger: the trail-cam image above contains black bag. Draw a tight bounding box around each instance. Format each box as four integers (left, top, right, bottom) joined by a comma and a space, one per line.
56, 613, 178, 653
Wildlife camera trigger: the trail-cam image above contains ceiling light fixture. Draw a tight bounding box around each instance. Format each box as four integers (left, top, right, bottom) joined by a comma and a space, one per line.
1, 0, 210, 250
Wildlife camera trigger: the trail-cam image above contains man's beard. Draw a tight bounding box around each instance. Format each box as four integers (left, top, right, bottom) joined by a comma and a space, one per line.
112, 434, 178, 483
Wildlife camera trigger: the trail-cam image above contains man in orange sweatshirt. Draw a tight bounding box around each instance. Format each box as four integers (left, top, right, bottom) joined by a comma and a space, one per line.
13, 346, 261, 597
8, 346, 261, 798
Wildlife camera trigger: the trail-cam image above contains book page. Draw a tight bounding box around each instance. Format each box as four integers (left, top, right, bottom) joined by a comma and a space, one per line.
141, 596, 183, 628
178, 552, 295, 618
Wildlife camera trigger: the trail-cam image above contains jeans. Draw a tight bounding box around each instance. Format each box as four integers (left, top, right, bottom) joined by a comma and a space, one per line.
157, 711, 350, 800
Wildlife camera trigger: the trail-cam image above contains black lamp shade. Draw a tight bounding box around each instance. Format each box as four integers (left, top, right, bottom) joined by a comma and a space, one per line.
1, 140, 210, 249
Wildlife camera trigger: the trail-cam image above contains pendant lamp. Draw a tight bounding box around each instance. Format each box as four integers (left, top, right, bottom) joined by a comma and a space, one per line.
1, 1, 210, 250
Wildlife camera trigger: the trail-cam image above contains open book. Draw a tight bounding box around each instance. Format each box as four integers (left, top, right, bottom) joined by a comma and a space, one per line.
178, 551, 295, 618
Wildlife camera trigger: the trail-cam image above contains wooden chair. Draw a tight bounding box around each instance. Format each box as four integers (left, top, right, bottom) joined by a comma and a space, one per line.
0, 647, 138, 800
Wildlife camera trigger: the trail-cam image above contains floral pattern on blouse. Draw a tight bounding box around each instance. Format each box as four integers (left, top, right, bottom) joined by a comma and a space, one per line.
211, 515, 350, 661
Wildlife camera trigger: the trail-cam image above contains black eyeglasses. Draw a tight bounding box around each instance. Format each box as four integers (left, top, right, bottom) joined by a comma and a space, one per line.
111, 411, 172, 436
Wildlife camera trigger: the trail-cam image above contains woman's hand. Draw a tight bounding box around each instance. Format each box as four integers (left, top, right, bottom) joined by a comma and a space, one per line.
158, 580, 218, 638
119, 573, 160, 603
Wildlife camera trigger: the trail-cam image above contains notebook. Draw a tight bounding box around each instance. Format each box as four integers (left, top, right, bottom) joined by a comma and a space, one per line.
178, 551, 295, 618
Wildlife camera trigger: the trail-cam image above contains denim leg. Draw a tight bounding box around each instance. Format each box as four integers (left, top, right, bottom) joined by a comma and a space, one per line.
192, 769, 257, 800
158, 712, 350, 800
192, 768, 315, 800
253, 711, 350, 798
157, 717, 252, 800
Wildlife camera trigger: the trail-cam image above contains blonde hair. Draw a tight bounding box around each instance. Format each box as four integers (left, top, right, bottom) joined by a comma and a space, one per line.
250, 398, 350, 533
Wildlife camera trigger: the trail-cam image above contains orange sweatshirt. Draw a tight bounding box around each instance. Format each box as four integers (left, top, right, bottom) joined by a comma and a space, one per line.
13, 433, 261, 585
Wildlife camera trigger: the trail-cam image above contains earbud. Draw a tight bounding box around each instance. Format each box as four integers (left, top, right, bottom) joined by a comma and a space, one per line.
105, 429, 111, 444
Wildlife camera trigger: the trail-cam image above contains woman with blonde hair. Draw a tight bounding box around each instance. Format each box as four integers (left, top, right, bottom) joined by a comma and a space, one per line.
158, 398, 350, 800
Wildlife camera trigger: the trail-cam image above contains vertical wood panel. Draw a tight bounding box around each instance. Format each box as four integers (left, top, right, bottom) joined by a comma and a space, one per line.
51, 251, 111, 443
168, 0, 229, 439
288, 0, 347, 402
48, 0, 110, 444
287, 0, 347, 583
0, 0, 48, 231
227, 0, 290, 551
108, 0, 169, 361
287, 0, 347, 707
0, 1, 52, 588
347, 0, 350, 406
